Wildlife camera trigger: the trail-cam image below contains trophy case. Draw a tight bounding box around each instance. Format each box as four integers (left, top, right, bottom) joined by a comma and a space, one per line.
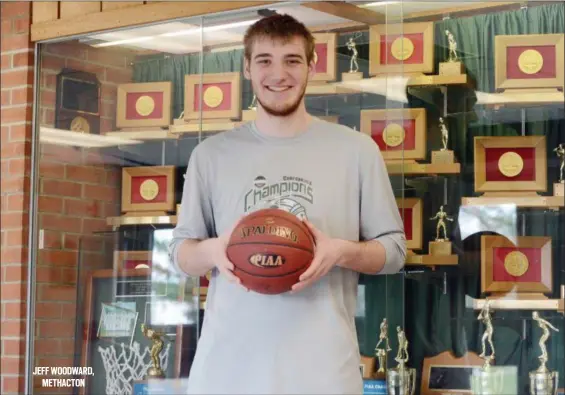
30, 1, 563, 395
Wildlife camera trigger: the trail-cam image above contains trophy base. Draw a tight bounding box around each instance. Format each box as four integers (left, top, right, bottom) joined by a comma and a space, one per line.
554, 182, 564, 197
147, 367, 165, 379
429, 240, 452, 255
431, 149, 455, 164
530, 370, 559, 395
386, 367, 416, 395
471, 366, 518, 395
242, 109, 257, 121
439, 61, 465, 75
342, 71, 363, 81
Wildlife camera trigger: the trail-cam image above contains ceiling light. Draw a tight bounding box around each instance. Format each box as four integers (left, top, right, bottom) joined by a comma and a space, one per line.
361, 1, 400, 7
92, 36, 154, 48
161, 19, 258, 38
40, 127, 143, 148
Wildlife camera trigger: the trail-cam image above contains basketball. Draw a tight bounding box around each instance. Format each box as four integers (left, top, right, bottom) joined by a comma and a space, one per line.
226, 208, 315, 295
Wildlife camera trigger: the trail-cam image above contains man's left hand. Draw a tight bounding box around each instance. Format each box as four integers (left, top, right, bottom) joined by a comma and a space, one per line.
291, 220, 347, 293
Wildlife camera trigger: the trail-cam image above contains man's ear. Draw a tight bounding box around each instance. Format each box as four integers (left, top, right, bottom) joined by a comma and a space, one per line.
243, 59, 251, 80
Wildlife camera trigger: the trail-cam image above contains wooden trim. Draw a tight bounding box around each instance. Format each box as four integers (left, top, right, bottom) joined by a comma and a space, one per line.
32, 2, 59, 24
184, 72, 242, 121
302, 1, 385, 25
311, 33, 337, 82
60, 1, 101, 20
403, 2, 520, 21
31, 1, 275, 42
116, 81, 173, 129
420, 351, 483, 395
121, 165, 176, 213
102, 1, 144, 11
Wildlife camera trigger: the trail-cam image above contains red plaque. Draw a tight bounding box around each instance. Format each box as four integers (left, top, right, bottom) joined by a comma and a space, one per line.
397, 198, 422, 250
121, 166, 175, 214
311, 33, 336, 82
116, 82, 172, 128
481, 235, 552, 295
184, 72, 241, 121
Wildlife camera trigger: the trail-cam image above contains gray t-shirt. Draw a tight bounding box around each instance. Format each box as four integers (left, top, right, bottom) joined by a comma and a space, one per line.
170, 118, 406, 394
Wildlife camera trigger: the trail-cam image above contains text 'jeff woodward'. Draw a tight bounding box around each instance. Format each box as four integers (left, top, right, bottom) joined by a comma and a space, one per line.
33, 367, 93, 387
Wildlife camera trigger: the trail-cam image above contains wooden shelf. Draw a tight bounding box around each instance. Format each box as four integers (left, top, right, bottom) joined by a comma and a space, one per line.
477, 88, 564, 109
466, 286, 564, 313
387, 162, 461, 175
406, 73, 474, 88
169, 121, 244, 134
306, 82, 360, 95
105, 129, 178, 140
461, 195, 564, 209
106, 215, 177, 227
406, 254, 458, 266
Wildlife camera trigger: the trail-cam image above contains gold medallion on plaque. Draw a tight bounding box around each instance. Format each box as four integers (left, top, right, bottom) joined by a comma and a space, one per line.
382, 123, 406, 147
70, 116, 90, 133
503, 250, 529, 277
390, 37, 415, 61
203, 86, 224, 108
139, 179, 159, 201
518, 49, 543, 75
498, 151, 524, 177
135, 95, 155, 117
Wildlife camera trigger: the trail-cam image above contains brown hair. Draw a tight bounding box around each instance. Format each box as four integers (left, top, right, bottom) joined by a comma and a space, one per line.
243, 13, 315, 64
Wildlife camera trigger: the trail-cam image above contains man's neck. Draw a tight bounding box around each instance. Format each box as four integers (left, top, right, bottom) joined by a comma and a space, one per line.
254, 105, 313, 138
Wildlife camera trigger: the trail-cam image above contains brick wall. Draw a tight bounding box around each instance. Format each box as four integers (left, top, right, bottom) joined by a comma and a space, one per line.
1, 2, 136, 393
1, 2, 34, 394
33, 41, 134, 393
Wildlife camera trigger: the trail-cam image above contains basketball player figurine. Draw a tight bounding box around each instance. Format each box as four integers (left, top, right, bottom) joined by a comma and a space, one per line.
249, 94, 257, 111
532, 311, 559, 371
374, 318, 391, 374
478, 301, 495, 368
141, 323, 166, 378
554, 144, 564, 183
439, 117, 449, 151
347, 37, 359, 73
395, 326, 409, 368
430, 205, 453, 242
446, 30, 458, 62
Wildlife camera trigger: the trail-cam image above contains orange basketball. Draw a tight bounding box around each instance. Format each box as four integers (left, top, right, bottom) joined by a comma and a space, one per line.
226, 208, 315, 295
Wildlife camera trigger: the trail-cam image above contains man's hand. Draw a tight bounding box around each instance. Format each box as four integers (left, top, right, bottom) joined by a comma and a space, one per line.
291, 220, 347, 293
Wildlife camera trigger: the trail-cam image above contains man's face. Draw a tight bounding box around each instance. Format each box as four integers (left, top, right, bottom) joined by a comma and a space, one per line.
244, 36, 314, 117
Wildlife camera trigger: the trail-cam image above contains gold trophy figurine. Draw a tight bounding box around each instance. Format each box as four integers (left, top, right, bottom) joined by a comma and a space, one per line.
141, 323, 166, 379
529, 311, 560, 395
386, 327, 416, 395
553, 144, 564, 196
342, 35, 363, 81
440, 30, 465, 75
428, 206, 454, 256
477, 301, 495, 367
431, 118, 456, 164
374, 318, 391, 378
249, 94, 257, 111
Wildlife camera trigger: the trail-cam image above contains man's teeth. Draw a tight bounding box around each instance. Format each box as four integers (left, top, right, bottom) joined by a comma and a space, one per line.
267, 86, 290, 92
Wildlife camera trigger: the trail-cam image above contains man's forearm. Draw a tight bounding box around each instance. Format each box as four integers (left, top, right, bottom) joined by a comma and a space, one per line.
337, 239, 387, 274
176, 238, 217, 277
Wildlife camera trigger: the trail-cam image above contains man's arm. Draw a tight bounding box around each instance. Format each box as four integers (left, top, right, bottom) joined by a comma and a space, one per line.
175, 239, 216, 277
337, 239, 387, 274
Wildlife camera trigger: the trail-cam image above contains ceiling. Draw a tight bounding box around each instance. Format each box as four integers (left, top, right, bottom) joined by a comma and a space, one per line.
78, 1, 494, 54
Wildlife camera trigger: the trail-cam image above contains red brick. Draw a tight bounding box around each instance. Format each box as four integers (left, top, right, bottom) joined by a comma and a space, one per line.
39, 161, 66, 179
1, 19, 12, 36
6, 193, 29, 212
2, 340, 25, 356
44, 42, 88, 60
34, 303, 62, 320
0, 68, 33, 89
76, 235, 104, 252
60, 268, 77, 285
40, 250, 78, 267
64, 199, 101, 218
6, 229, 28, 246
2, 375, 25, 394
0, 176, 29, 193
0, 283, 26, 301
41, 71, 57, 89
67, 59, 105, 80
2, 302, 27, 320
1, 2, 31, 18
12, 17, 30, 35
39, 214, 82, 233
9, 123, 31, 142
83, 184, 116, 202
0, 357, 25, 375
82, 218, 108, 233
41, 179, 82, 198
12, 50, 33, 68
41, 55, 66, 72
0, 141, 30, 158
1, 212, 29, 229
0, 247, 27, 265
11, 86, 33, 105
0, 320, 26, 337
0, 34, 31, 52
66, 165, 106, 184
34, 338, 61, 355
7, 157, 31, 176
100, 83, 117, 102
39, 285, 76, 302
0, 105, 32, 124
35, 266, 60, 283
40, 90, 56, 107
105, 67, 132, 83
1, 89, 10, 106
42, 230, 62, 249
38, 196, 63, 214
3, 265, 26, 282
38, 321, 74, 338
61, 303, 76, 318
41, 144, 82, 164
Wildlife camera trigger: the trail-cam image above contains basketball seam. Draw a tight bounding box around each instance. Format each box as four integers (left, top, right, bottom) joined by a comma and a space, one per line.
243, 212, 314, 244
234, 265, 307, 278
228, 241, 314, 254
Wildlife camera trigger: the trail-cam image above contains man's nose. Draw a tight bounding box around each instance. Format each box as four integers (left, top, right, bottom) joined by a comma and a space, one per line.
270, 62, 288, 79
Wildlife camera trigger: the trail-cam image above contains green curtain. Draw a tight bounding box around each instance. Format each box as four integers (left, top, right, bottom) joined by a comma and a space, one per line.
132, 3, 564, 393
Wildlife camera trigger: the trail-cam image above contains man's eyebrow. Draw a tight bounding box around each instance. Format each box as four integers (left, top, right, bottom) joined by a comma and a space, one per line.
254, 53, 272, 59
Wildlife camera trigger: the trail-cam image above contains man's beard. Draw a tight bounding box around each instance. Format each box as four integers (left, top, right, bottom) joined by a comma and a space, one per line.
255, 83, 307, 117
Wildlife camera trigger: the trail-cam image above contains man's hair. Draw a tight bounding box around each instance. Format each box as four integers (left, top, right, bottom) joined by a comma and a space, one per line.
243, 13, 315, 64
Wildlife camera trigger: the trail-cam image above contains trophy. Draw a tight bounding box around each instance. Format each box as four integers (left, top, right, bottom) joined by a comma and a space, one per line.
374, 318, 392, 379
529, 311, 560, 395
342, 35, 363, 81
141, 323, 166, 379
428, 206, 454, 256
387, 327, 416, 395
553, 144, 564, 197
431, 117, 456, 164
439, 30, 465, 75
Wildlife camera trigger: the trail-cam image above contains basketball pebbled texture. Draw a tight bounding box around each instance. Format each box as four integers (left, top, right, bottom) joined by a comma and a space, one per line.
226, 208, 315, 294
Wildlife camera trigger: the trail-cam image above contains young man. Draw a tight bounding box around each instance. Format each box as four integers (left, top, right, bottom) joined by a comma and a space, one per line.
169, 14, 406, 394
